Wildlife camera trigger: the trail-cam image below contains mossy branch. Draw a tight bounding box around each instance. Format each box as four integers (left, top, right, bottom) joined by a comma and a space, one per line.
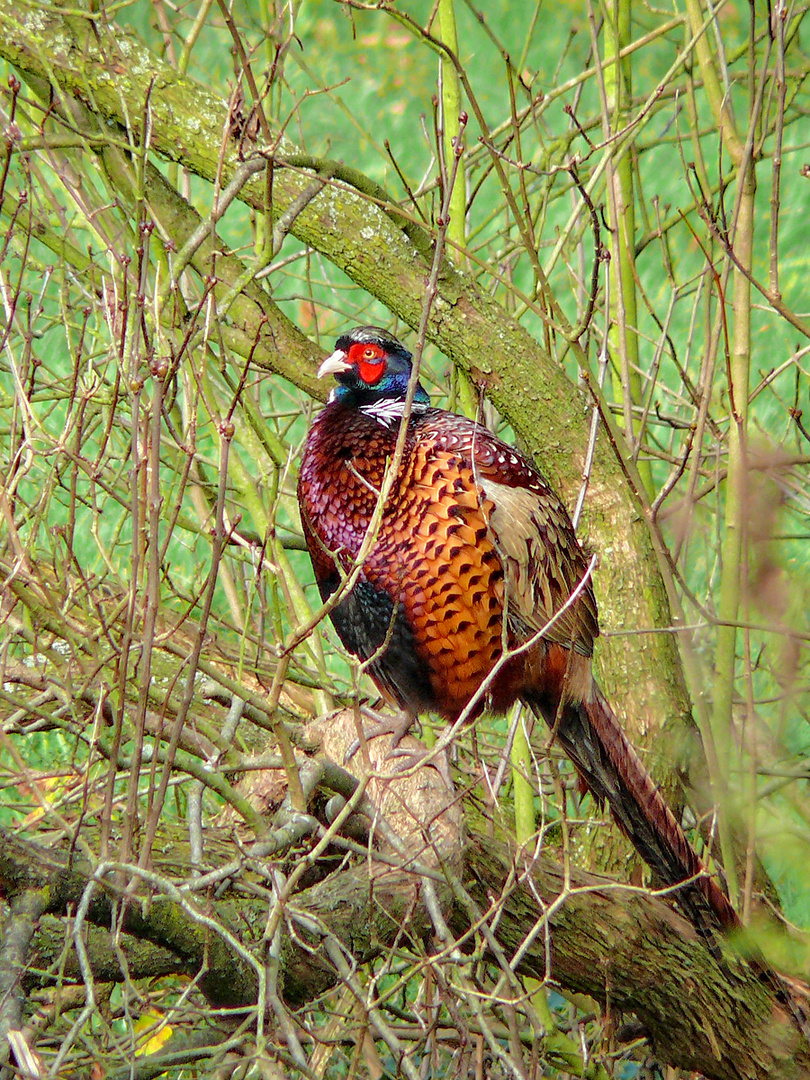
0, 3, 700, 813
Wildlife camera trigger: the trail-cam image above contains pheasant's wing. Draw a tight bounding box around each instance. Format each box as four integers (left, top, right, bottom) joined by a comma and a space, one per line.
418, 413, 599, 658
478, 472, 598, 657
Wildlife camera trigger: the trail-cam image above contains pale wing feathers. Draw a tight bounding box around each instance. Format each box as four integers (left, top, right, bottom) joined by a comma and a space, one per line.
479, 479, 596, 657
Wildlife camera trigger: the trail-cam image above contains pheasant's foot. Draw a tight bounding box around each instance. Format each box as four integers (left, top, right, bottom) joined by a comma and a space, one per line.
343, 708, 418, 765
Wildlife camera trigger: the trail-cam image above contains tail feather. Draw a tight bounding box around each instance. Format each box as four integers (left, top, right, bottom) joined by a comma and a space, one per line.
524, 689, 810, 1044
526, 684, 739, 934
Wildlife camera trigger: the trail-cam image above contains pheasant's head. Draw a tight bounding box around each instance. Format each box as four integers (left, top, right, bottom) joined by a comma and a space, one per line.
318, 326, 430, 416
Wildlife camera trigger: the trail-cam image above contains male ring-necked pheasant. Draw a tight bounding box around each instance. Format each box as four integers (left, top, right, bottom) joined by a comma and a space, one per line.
297, 325, 737, 933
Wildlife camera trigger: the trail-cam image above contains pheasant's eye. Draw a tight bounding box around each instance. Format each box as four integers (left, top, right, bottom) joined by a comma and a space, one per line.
348, 341, 386, 384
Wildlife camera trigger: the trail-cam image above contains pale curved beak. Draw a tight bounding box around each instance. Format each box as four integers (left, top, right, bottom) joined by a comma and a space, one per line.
317, 349, 351, 378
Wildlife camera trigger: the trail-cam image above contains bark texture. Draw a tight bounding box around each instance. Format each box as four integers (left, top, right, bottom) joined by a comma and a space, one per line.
1, 713, 807, 1080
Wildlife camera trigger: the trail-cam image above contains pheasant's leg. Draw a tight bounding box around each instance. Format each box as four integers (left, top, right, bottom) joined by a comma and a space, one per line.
344, 707, 418, 764
344, 710, 454, 793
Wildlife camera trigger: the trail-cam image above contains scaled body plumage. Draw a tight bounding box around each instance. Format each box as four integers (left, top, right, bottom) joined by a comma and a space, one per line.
299, 395, 597, 721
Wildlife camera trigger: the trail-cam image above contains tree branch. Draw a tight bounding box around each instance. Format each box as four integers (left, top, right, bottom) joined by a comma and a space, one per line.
1, 712, 806, 1079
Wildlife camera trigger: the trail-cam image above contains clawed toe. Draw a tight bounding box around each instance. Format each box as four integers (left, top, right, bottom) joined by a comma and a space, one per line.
342, 708, 418, 765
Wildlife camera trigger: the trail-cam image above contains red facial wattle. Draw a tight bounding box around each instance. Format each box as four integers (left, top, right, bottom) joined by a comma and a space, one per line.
347, 341, 386, 385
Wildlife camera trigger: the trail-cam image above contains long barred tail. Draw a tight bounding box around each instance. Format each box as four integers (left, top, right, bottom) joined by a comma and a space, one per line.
528, 683, 739, 935
528, 685, 810, 1044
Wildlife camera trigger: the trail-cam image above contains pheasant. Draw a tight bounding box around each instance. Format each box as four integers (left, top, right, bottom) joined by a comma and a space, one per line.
297, 324, 738, 934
